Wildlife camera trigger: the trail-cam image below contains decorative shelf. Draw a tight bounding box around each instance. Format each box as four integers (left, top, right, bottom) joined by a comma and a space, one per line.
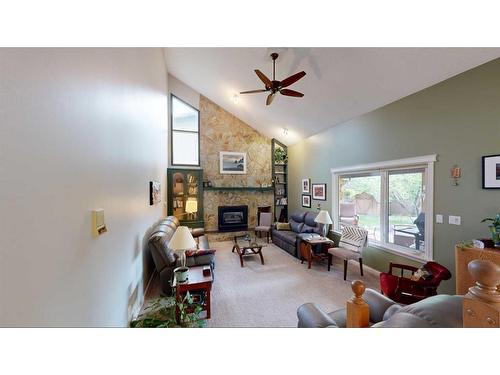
204, 186, 274, 192
272, 138, 288, 222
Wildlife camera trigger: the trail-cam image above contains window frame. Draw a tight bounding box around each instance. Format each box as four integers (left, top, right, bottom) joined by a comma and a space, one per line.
331, 155, 437, 262
170, 94, 200, 167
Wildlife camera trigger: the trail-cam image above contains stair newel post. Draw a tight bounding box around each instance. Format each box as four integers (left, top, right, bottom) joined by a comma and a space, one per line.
463, 260, 500, 328
346, 280, 370, 328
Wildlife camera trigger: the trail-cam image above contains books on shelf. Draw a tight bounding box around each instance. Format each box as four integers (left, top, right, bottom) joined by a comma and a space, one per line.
276, 197, 287, 206
275, 187, 286, 195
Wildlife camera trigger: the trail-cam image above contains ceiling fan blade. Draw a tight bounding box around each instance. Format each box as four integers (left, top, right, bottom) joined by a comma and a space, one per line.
280, 89, 304, 97
239, 89, 268, 94
255, 69, 272, 88
266, 93, 275, 106
280, 71, 306, 88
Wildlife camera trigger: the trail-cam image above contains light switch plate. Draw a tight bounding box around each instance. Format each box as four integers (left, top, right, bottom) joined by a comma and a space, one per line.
436, 214, 443, 224
92, 209, 107, 237
449, 215, 461, 225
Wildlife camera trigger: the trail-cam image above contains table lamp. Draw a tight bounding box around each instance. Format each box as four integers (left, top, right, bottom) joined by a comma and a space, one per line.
185, 199, 198, 220
314, 210, 333, 238
168, 226, 197, 283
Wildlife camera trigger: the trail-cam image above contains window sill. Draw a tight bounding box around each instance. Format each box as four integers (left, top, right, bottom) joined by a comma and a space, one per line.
368, 242, 429, 263
332, 229, 430, 263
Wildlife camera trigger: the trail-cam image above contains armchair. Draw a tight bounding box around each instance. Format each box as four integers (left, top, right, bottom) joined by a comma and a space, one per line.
379, 261, 451, 304
297, 286, 463, 328
327, 225, 368, 280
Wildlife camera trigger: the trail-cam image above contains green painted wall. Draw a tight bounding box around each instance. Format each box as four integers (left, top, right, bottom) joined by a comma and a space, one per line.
288, 58, 500, 294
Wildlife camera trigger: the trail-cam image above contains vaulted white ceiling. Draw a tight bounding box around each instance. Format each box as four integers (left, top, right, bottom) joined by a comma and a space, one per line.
165, 48, 500, 145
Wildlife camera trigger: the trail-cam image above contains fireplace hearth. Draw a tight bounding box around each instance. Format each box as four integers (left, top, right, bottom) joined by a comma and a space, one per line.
218, 205, 248, 232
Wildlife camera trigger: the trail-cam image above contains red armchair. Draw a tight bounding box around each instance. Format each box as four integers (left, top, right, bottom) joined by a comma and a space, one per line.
379, 261, 451, 304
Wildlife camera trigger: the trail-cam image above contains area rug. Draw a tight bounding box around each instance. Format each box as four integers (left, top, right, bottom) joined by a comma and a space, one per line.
204, 241, 380, 327
143, 241, 380, 327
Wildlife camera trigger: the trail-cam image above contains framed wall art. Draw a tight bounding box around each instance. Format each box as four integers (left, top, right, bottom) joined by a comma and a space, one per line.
302, 178, 310, 193
149, 181, 161, 205
312, 183, 327, 200
220, 151, 247, 174
482, 154, 500, 189
302, 194, 311, 208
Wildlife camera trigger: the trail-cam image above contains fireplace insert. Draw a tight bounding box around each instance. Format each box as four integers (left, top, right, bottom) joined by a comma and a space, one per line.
218, 205, 248, 232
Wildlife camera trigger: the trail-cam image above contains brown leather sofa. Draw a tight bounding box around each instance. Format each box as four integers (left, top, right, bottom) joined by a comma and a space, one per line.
297, 288, 463, 328
147, 216, 215, 296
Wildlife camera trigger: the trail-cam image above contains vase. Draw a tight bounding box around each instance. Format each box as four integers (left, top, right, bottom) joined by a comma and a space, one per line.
489, 225, 500, 248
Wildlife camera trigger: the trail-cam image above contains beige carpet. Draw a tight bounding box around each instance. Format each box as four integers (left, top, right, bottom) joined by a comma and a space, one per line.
205, 241, 380, 327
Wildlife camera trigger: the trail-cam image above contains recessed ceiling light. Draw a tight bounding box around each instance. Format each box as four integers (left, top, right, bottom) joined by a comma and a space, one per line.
283, 128, 289, 136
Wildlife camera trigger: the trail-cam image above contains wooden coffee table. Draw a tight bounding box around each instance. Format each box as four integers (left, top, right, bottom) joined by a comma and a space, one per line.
173, 265, 213, 323
232, 232, 266, 267
299, 236, 334, 269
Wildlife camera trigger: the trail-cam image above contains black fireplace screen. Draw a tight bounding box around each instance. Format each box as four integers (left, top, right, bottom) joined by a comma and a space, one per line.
218, 205, 248, 232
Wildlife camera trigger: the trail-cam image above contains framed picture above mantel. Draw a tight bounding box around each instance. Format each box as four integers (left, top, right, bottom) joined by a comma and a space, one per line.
220, 151, 247, 174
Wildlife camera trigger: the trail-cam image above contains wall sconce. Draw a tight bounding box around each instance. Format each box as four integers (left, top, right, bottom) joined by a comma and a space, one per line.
451, 165, 461, 186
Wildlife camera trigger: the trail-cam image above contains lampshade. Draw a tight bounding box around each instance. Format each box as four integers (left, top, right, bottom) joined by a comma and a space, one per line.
185, 199, 198, 214
314, 210, 333, 224
168, 226, 197, 250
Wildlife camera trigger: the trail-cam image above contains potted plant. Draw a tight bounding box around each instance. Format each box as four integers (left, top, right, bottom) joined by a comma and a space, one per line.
130, 292, 205, 328
481, 214, 500, 248
274, 147, 287, 165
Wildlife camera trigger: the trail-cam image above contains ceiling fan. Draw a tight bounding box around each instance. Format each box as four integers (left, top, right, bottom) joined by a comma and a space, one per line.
240, 52, 306, 106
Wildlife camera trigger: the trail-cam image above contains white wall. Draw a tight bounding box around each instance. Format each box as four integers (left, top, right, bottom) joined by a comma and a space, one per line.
0, 48, 169, 327
168, 73, 200, 110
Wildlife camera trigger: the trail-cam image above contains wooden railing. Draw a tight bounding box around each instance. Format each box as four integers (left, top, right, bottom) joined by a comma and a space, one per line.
345, 259, 500, 328
346, 280, 369, 328
463, 259, 500, 328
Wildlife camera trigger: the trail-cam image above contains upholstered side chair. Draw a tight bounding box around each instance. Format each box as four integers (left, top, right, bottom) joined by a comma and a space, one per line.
255, 212, 272, 243
327, 225, 368, 280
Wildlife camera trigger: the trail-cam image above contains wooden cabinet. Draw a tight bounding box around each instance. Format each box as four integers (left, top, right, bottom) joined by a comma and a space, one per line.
167, 168, 204, 228
455, 245, 500, 295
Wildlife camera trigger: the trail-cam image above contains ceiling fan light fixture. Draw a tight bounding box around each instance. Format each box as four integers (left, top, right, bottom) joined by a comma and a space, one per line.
240, 53, 306, 106
231, 94, 240, 104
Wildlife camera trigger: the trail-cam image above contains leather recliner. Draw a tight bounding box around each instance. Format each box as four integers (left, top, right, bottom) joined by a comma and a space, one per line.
147, 216, 215, 296
297, 288, 463, 328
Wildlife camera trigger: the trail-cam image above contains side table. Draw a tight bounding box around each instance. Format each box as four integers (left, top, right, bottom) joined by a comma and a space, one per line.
173, 265, 213, 323
299, 237, 334, 269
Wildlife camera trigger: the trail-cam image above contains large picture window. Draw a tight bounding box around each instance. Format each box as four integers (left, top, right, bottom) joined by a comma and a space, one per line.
171, 95, 200, 166
332, 155, 436, 261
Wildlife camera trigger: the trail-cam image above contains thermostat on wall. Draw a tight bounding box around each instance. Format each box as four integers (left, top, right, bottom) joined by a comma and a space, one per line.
92, 209, 107, 237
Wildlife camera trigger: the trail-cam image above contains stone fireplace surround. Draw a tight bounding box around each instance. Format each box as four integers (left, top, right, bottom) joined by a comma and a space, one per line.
199, 95, 274, 238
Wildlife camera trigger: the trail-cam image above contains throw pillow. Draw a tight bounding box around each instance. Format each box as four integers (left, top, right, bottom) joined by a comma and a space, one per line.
185, 249, 217, 257
290, 221, 304, 233
301, 224, 315, 233
275, 222, 291, 231
410, 267, 432, 281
